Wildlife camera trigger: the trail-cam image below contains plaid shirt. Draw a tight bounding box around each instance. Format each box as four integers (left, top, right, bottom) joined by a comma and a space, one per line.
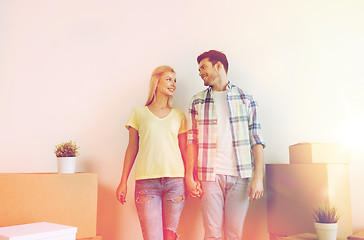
187, 82, 265, 181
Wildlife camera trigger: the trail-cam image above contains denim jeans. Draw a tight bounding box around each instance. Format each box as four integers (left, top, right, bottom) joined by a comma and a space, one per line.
135, 177, 185, 240
200, 174, 250, 240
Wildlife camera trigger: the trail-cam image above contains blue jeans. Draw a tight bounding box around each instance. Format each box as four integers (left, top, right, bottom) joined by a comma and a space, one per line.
135, 177, 185, 240
200, 175, 250, 240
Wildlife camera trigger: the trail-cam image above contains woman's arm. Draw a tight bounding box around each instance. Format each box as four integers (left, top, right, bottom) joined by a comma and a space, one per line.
185, 143, 202, 198
116, 127, 139, 204
178, 132, 187, 165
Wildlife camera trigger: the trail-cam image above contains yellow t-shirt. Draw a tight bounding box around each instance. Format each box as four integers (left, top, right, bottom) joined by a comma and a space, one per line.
125, 106, 187, 180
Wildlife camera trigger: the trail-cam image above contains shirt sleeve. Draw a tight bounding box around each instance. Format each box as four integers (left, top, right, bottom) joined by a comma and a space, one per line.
187, 96, 199, 145
247, 95, 266, 149
125, 107, 139, 131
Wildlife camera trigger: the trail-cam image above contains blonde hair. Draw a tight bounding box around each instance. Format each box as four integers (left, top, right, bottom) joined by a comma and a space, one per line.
145, 65, 175, 108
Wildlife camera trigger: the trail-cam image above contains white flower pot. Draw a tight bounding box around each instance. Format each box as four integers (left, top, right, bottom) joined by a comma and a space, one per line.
57, 157, 76, 174
314, 222, 338, 240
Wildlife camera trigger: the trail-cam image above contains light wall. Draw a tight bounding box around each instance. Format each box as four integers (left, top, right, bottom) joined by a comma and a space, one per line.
1, 0, 363, 239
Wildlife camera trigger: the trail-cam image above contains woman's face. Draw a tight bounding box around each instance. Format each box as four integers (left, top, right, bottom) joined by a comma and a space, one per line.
156, 71, 176, 97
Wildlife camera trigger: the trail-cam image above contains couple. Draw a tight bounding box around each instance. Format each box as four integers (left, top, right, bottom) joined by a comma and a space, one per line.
116, 50, 266, 240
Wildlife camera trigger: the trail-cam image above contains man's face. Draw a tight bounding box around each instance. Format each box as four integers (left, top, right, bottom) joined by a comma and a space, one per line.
198, 58, 219, 86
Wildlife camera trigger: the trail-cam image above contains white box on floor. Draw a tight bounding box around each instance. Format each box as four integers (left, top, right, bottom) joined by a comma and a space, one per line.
0, 222, 77, 240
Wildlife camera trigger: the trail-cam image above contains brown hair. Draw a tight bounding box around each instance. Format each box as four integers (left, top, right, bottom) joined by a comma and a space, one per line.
197, 50, 229, 73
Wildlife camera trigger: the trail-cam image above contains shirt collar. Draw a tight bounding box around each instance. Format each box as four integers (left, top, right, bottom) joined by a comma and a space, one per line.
207, 81, 232, 93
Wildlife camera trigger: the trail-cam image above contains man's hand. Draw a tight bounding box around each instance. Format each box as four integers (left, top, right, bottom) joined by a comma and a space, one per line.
249, 144, 264, 202
248, 176, 264, 202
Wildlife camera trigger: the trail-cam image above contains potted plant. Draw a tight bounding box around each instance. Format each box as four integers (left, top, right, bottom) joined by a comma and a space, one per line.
313, 201, 340, 240
54, 140, 79, 174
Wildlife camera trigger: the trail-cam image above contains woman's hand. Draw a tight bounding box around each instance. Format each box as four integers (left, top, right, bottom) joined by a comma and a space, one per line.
116, 182, 127, 204
186, 177, 203, 198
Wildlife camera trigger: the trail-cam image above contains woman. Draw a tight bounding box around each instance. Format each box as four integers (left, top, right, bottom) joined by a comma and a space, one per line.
116, 65, 187, 240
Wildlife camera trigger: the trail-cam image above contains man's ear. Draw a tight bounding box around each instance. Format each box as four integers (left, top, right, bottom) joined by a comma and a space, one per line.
215, 61, 223, 72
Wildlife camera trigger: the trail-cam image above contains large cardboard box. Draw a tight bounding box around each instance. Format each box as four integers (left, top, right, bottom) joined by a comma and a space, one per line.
279, 233, 346, 240
78, 236, 103, 240
289, 143, 350, 164
348, 230, 364, 240
0, 173, 97, 239
266, 163, 352, 239
0, 222, 77, 240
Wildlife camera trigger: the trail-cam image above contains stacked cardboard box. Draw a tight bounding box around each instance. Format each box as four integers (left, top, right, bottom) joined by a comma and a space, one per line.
266, 143, 352, 239
349, 231, 364, 240
0, 173, 98, 239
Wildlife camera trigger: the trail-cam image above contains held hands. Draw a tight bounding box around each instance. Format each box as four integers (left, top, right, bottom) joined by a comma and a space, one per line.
248, 176, 264, 202
116, 182, 127, 205
186, 177, 203, 198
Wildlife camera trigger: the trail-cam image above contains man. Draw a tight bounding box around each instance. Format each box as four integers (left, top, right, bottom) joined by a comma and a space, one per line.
186, 50, 265, 240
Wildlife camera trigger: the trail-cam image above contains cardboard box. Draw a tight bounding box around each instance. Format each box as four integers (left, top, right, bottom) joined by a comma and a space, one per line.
289, 143, 350, 164
77, 236, 102, 240
0, 222, 77, 240
279, 233, 346, 240
0, 173, 97, 239
266, 163, 352, 239
348, 230, 364, 240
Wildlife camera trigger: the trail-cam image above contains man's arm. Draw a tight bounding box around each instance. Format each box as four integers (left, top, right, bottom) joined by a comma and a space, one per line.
248, 144, 264, 202
185, 95, 202, 198
245, 92, 265, 202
